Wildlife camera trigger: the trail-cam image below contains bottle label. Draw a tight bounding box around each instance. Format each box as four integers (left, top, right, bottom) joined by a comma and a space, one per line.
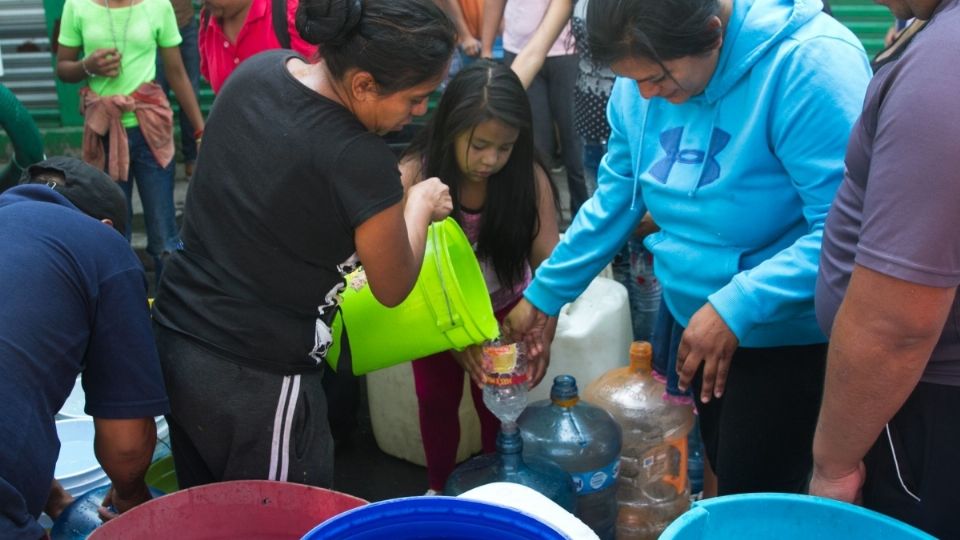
485, 373, 529, 386
640, 435, 689, 495
482, 343, 527, 386
484, 344, 517, 372
570, 458, 620, 494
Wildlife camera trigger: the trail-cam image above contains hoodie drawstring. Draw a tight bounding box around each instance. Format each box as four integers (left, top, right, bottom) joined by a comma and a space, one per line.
629, 105, 649, 212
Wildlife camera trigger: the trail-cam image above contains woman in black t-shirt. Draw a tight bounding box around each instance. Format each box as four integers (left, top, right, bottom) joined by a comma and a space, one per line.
152, 0, 457, 489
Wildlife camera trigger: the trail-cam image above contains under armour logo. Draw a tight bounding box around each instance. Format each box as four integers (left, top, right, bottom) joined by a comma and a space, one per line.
648, 127, 730, 187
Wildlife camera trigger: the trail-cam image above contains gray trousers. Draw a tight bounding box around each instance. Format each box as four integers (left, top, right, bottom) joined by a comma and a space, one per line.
505, 51, 587, 216
155, 324, 333, 489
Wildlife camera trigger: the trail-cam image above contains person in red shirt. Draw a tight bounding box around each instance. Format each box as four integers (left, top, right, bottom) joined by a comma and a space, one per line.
199, 0, 317, 93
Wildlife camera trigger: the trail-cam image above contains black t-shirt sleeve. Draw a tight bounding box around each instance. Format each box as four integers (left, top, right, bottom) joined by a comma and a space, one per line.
331, 134, 404, 228
82, 268, 170, 419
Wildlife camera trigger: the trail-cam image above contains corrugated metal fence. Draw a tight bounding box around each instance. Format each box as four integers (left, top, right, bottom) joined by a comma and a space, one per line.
0, 0, 58, 124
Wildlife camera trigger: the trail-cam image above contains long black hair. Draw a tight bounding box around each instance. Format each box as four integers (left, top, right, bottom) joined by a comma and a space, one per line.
404, 60, 558, 290
296, 0, 457, 93
587, 0, 722, 68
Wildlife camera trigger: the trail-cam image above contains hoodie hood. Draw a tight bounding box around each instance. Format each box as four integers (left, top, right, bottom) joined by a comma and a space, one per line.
705, 0, 823, 101
523, 0, 871, 349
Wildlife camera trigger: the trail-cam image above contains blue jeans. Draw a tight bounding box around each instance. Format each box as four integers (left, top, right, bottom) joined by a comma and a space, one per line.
651, 303, 686, 396
119, 126, 183, 265
155, 20, 200, 164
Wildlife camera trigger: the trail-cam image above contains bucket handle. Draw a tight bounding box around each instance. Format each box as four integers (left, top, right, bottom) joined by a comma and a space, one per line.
427, 224, 462, 331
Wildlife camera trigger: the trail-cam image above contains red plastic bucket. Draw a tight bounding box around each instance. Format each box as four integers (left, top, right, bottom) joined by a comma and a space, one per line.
89, 480, 366, 539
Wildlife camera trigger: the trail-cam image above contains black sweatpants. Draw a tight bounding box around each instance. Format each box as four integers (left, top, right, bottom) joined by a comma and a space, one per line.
692, 343, 827, 495
155, 324, 333, 489
862, 381, 960, 539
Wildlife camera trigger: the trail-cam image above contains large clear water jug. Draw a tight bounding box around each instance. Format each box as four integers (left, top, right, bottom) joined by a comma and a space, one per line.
583, 341, 695, 540
444, 425, 577, 513
518, 375, 622, 540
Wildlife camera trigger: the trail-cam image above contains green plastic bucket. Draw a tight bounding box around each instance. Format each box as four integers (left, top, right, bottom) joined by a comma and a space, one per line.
327, 218, 499, 375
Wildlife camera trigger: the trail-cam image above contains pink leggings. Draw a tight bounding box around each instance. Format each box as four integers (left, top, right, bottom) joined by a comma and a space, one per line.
411, 301, 517, 491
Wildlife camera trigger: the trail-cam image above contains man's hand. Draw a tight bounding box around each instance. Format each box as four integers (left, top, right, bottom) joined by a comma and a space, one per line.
97, 481, 152, 522
809, 461, 866, 504
44, 480, 74, 520
453, 345, 485, 387
460, 35, 482, 57
677, 303, 739, 403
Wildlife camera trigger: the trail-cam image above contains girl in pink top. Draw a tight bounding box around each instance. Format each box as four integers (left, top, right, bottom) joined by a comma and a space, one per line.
400, 59, 560, 493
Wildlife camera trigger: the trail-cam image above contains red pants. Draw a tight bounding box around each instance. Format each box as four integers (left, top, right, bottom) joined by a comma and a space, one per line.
411, 301, 517, 491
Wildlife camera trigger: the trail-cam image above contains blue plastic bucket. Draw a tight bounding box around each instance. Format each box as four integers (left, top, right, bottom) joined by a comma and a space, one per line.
660, 493, 935, 539
302, 496, 567, 540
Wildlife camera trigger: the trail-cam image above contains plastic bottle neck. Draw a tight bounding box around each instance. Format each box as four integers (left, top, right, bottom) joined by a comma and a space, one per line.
497, 428, 524, 473
496, 427, 523, 455
549, 375, 580, 406
552, 396, 579, 408
629, 341, 653, 374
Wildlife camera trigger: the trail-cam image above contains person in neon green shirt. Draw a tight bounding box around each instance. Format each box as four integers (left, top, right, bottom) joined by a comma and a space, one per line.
56, 0, 204, 282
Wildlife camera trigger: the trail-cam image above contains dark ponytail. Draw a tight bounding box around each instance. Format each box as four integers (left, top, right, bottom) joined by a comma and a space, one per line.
296, 0, 457, 93
587, 0, 722, 67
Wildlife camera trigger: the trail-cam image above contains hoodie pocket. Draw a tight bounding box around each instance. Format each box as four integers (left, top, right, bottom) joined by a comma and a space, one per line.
645, 231, 742, 318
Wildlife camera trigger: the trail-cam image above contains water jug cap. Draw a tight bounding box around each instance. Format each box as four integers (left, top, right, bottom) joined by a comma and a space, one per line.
629, 341, 653, 373
550, 375, 579, 406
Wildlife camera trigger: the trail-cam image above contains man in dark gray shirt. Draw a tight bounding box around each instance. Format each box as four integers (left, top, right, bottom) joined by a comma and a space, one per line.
810, 0, 960, 536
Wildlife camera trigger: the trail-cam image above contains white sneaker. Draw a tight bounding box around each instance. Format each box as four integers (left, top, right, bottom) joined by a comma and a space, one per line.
424, 489, 440, 496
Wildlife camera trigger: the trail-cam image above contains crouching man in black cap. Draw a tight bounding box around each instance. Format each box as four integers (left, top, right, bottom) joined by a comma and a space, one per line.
0, 157, 169, 539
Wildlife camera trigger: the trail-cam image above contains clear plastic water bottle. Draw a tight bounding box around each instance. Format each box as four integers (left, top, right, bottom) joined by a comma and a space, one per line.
481, 340, 528, 427
444, 424, 577, 513
518, 375, 622, 540
583, 341, 694, 540
629, 238, 661, 342
612, 238, 662, 342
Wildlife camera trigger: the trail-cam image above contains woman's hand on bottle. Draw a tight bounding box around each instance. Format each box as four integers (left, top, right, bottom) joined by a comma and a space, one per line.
408, 177, 453, 222
676, 302, 739, 403
502, 299, 553, 387
453, 346, 486, 387
85, 48, 122, 78
527, 316, 558, 389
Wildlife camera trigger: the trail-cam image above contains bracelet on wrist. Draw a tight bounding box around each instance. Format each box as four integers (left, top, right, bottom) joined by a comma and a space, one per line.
80, 58, 95, 78
193, 128, 204, 142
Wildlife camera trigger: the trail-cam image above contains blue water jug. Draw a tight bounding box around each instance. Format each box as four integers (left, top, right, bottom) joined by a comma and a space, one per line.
50, 485, 166, 540
518, 375, 621, 539
445, 425, 576, 513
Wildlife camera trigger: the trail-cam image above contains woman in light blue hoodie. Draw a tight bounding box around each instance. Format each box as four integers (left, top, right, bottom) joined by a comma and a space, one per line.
505, 0, 871, 494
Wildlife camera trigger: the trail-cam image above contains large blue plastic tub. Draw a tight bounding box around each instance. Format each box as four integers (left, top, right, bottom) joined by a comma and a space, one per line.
302, 496, 567, 540
660, 493, 935, 539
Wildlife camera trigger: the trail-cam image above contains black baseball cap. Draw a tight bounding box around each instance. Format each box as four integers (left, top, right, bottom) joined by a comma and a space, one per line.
20, 156, 127, 234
